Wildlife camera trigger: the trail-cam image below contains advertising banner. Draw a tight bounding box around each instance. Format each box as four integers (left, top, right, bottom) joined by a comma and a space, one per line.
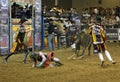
60, 35, 66, 45
106, 28, 118, 41
0, 35, 9, 54
34, 0, 42, 49
0, 0, 9, 55
11, 0, 34, 4
12, 19, 33, 48
118, 28, 120, 40
44, 36, 58, 48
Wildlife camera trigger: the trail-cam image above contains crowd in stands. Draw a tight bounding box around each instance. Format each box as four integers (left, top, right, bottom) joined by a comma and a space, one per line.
81, 6, 120, 29
43, 5, 120, 29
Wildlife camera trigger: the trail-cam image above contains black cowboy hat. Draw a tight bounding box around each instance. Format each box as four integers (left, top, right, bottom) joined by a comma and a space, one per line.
19, 17, 28, 24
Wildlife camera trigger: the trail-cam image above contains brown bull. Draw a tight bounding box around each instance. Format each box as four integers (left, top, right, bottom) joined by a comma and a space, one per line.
68, 30, 92, 60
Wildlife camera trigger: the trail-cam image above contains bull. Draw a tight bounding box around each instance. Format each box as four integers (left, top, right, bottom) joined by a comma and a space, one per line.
68, 29, 92, 60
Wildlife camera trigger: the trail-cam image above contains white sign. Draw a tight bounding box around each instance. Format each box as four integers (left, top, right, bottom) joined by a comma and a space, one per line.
118, 28, 120, 40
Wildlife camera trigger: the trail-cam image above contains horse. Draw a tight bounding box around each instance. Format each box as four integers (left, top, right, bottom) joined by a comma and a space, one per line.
68, 29, 92, 60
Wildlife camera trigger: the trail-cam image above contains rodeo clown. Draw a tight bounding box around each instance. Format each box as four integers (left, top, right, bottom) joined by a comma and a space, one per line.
29, 51, 63, 68
88, 17, 116, 66
3, 17, 33, 64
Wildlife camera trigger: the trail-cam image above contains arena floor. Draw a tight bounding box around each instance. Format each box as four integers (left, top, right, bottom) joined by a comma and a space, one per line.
0, 42, 120, 82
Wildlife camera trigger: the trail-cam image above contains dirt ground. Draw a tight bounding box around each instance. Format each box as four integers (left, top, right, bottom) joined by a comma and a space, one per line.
0, 42, 120, 82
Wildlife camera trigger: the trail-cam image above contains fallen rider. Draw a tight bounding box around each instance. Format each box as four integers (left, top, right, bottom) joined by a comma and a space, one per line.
30, 51, 63, 68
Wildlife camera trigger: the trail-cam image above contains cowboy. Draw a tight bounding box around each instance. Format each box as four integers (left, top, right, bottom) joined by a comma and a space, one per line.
3, 17, 32, 63
30, 51, 63, 68
88, 17, 116, 66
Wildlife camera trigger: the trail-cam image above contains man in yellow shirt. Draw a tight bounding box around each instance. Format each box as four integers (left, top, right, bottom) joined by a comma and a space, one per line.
3, 18, 32, 64
88, 17, 116, 66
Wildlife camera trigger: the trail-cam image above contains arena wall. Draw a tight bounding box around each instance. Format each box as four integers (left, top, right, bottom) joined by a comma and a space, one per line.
72, 0, 120, 11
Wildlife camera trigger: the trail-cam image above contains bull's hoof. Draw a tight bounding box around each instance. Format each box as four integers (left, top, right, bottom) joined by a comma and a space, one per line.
67, 54, 76, 60
72, 57, 76, 60
67, 56, 77, 60
77, 56, 84, 59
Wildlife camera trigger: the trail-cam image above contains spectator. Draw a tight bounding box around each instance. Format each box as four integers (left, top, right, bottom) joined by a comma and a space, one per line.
47, 19, 56, 50
53, 20, 65, 49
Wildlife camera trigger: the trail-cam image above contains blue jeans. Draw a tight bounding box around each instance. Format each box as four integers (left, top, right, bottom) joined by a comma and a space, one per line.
23, 52, 28, 62
48, 33, 55, 50
57, 34, 61, 49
